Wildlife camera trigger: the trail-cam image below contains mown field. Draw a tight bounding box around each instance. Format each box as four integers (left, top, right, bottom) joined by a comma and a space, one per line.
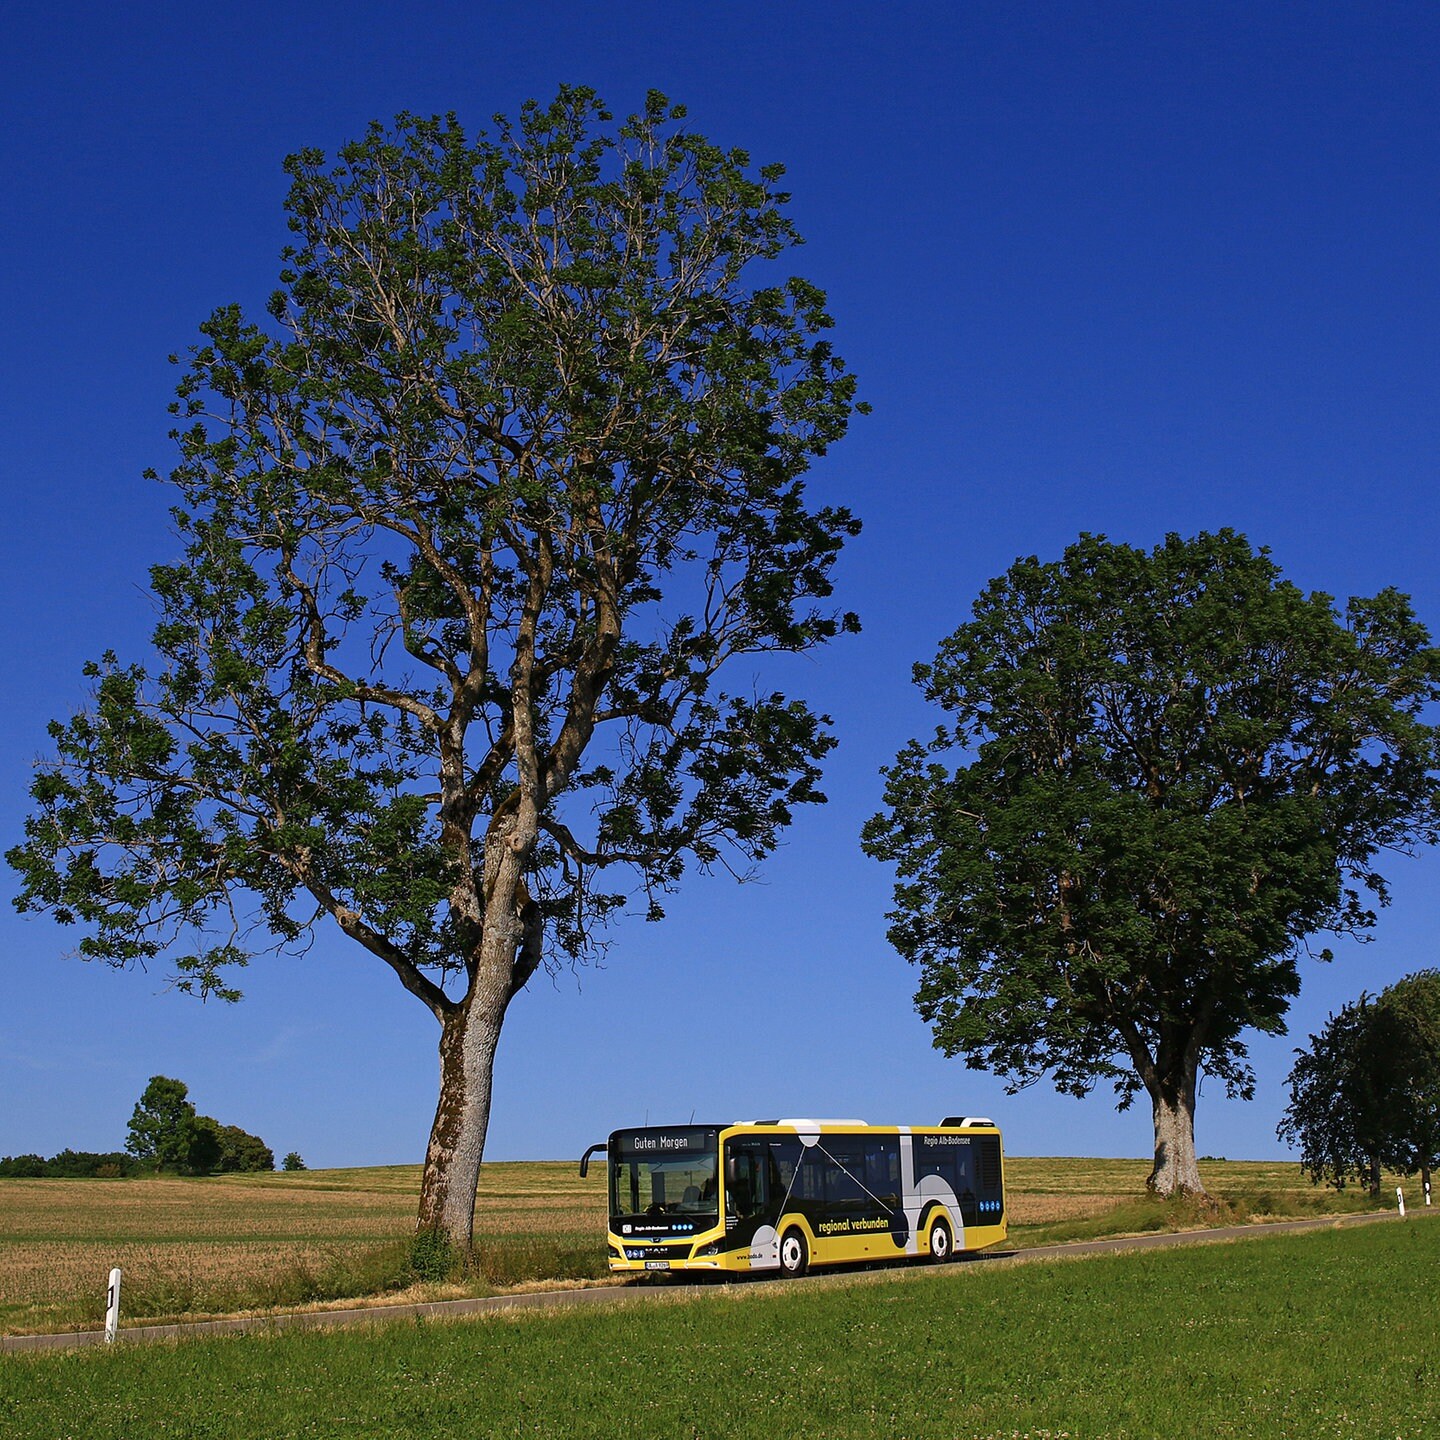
0, 1155, 1409, 1336
2, 1216, 1436, 1438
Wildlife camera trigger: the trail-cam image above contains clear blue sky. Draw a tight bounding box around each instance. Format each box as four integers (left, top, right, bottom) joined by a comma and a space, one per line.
2, 2, 1437, 1168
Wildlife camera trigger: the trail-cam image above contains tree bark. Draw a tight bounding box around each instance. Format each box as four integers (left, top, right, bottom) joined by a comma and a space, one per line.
411, 838, 542, 1252
1146, 1076, 1207, 1198
415, 989, 506, 1250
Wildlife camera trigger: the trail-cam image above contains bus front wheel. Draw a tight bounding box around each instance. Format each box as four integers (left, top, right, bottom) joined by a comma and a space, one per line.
778, 1229, 809, 1278
929, 1218, 953, 1263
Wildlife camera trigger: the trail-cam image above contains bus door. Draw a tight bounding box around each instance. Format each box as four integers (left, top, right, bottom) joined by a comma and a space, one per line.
724, 1137, 790, 1267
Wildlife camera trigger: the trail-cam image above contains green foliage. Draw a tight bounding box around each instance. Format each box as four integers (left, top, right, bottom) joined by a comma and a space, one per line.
7, 87, 862, 1007
210, 1122, 273, 1173
125, 1076, 198, 1172
6, 92, 862, 1235
281, 1151, 307, 1172
1379, 969, 1440, 1177
407, 1228, 456, 1283
0, 1154, 47, 1178
864, 531, 1440, 1162
122, 1075, 272, 1175
184, 1114, 224, 1175
0, 1151, 141, 1179
1, 1119, 267, 1179
1280, 968, 1440, 1188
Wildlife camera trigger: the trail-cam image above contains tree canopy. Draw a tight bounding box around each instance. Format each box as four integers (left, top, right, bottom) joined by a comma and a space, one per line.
8, 89, 863, 1248
1280, 969, 1440, 1191
123, 1075, 273, 1174
125, 1076, 200, 1173
863, 530, 1440, 1196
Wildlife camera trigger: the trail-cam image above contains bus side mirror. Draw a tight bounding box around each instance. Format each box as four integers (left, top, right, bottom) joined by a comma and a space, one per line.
579, 1142, 607, 1178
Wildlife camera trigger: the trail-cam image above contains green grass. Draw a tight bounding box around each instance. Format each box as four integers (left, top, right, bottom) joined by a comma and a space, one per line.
2, 1216, 1436, 1438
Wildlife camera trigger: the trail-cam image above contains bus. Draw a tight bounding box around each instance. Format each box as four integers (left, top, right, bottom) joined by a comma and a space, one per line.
579, 1116, 1006, 1278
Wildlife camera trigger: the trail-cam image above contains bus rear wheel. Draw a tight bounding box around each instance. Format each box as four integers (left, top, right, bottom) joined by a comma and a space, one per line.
929, 1218, 953, 1263
778, 1228, 809, 1278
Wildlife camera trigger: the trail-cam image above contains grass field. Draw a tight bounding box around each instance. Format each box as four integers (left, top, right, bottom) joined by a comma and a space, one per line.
0, 1155, 1408, 1337
2, 1215, 1436, 1438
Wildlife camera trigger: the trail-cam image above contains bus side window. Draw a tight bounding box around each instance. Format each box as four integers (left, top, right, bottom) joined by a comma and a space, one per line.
796, 1147, 826, 1203
918, 1148, 960, 1192
774, 1154, 797, 1196
953, 1149, 977, 1206
864, 1138, 901, 1209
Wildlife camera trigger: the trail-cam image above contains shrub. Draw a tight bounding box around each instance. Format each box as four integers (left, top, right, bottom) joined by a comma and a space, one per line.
408, 1229, 456, 1283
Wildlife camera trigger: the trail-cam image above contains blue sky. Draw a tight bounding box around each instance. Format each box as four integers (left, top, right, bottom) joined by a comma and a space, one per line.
2, 2, 1437, 1169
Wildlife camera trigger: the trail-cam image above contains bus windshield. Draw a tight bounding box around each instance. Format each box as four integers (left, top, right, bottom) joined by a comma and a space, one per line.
610, 1127, 718, 1222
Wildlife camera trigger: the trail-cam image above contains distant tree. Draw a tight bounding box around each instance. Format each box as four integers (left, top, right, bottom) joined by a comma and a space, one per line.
864, 531, 1440, 1198
8, 90, 862, 1252
125, 1076, 199, 1172
214, 1124, 275, 1173
0, 1151, 140, 1178
0, 1155, 48, 1178
182, 1113, 223, 1175
123, 1076, 270, 1175
1281, 969, 1440, 1193
56, 1149, 139, 1179
1277, 996, 1389, 1194
281, 1152, 307, 1172
1377, 969, 1440, 1189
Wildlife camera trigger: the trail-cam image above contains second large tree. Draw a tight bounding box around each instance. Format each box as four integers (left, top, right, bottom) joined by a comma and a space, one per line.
864, 531, 1440, 1196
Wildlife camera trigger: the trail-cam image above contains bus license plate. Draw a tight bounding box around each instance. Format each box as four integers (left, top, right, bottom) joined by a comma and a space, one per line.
644, 1260, 670, 1270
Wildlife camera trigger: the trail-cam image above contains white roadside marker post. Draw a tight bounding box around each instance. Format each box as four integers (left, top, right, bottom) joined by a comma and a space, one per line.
104, 1267, 122, 1343
1396, 1187, 1406, 1219
1426, 1180, 1432, 1207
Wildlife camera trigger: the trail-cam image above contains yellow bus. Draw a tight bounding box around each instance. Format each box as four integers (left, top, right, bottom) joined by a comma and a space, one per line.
580, 1116, 1006, 1277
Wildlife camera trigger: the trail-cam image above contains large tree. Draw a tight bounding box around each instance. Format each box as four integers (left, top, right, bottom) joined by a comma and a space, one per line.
862, 531, 1440, 1197
9, 90, 863, 1249
1280, 970, 1440, 1193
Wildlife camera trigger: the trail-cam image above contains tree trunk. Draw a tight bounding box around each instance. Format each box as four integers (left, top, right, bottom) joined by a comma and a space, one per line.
1366, 1154, 1382, 1198
415, 988, 506, 1250
410, 796, 545, 1252
1146, 1078, 1207, 1198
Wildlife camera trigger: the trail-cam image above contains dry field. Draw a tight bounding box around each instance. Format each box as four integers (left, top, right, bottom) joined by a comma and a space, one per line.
1005, 1153, 1404, 1225
0, 1154, 1400, 1335
0, 1162, 609, 1335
